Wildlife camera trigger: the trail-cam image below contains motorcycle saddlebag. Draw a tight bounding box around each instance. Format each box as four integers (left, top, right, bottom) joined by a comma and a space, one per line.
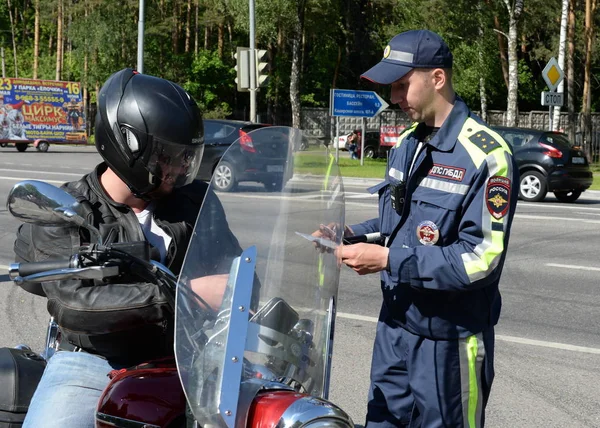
0, 348, 46, 427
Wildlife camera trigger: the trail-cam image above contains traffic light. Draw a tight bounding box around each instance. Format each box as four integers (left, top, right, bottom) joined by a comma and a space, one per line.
234, 47, 250, 92
255, 49, 269, 88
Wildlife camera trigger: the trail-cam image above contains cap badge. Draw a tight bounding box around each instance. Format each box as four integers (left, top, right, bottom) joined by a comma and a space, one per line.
416, 220, 439, 246
383, 45, 391, 59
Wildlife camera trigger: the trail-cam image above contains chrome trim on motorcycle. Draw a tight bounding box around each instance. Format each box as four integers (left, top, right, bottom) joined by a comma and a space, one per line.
322, 296, 336, 399
8, 263, 19, 279
96, 412, 161, 428
42, 317, 60, 360
219, 246, 257, 428
279, 395, 354, 428
13, 266, 119, 285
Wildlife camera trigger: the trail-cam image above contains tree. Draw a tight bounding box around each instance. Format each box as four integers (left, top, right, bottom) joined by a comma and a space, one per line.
581, 0, 597, 158
55, 0, 63, 81
500, 0, 524, 126
290, 0, 306, 128
552, 0, 569, 131
567, 0, 576, 142
6, 0, 18, 77
33, 0, 39, 79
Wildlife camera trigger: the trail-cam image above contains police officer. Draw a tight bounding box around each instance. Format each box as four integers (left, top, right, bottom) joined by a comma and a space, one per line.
340, 30, 519, 427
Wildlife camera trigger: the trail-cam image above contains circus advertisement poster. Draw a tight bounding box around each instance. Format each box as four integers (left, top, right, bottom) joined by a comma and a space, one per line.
0, 77, 86, 143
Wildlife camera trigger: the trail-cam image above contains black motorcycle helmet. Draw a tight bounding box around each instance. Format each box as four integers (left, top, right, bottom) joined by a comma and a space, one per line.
95, 68, 204, 197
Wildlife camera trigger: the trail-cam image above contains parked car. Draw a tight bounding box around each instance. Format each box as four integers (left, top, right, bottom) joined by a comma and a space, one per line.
197, 119, 291, 192
492, 126, 593, 202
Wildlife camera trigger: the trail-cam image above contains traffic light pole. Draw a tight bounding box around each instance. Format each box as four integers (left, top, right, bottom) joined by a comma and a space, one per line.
249, 0, 257, 123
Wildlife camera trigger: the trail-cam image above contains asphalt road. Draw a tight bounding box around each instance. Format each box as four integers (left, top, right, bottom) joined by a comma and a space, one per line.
0, 145, 599, 427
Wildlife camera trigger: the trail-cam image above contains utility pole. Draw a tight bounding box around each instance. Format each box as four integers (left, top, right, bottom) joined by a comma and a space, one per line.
249, 0, 257, 122
137, 0, 145, 73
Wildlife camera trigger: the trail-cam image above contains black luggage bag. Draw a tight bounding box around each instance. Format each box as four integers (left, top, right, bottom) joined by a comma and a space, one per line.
0, 348, 46, 427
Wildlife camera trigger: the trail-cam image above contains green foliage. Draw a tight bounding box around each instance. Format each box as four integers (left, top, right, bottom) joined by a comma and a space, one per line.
184, 50, 235, 116
0, 0, 598, 129
517, 59, 545, 108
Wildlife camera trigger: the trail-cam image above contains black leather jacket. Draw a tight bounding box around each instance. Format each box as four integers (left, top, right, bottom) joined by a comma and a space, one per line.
14, 163, 241, 364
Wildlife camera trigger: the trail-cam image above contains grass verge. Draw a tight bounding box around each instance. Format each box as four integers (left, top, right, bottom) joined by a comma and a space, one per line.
589, 164, 600, 190
295, 151, 387, 179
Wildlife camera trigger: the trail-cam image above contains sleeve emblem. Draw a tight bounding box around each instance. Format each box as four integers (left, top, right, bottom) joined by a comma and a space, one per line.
486, 176, 511, 219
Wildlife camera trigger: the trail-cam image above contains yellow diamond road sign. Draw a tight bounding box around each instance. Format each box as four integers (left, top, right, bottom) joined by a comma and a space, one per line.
542, 57, 564, 92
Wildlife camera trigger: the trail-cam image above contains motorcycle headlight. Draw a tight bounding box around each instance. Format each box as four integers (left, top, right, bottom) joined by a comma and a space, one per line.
249, 391, 354, 428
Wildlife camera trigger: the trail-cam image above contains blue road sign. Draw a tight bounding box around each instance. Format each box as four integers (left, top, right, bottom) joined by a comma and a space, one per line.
330, 89, 389, 118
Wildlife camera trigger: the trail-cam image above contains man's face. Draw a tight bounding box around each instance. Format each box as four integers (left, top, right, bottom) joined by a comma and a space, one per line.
390, 69, 436, 123
147, 151, 194, 199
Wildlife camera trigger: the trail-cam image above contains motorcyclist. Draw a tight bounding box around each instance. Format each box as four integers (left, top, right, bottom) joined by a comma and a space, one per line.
13, 68, 241, 428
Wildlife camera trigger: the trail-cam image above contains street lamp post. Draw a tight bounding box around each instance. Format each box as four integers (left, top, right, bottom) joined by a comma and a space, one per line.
249, 0, 257, 122
137, 0, 145, 73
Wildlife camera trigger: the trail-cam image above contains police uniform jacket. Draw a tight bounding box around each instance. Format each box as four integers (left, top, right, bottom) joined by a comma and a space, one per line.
351, 97, 518, 340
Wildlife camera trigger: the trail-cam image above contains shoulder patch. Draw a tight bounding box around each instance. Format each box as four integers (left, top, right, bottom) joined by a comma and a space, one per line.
468, 130, 502, 154
486, 176, 511, 219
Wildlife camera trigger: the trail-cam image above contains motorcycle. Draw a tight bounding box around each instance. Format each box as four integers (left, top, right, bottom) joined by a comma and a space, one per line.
1, 126, 354, 428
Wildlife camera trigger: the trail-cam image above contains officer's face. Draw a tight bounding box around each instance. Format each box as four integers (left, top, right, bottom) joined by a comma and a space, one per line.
390, 69, 437, 124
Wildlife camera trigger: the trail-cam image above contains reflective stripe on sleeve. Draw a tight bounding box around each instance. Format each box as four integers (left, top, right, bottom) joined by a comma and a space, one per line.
458, 120, 514, 283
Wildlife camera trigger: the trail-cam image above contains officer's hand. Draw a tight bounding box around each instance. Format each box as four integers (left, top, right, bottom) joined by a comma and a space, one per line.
310, 223, 353, 252
341, 243, 389, 275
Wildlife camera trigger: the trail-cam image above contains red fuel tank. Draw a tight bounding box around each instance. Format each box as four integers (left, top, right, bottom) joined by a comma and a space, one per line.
95, 359, 186, 428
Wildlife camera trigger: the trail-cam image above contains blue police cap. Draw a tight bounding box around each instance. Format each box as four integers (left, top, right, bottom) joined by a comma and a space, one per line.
361, 30, 453, 85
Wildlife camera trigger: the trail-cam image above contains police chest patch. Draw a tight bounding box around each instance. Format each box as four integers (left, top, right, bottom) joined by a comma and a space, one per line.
486, 176, 511, 219
416, 221, 439, 246
429, 164, 466, 181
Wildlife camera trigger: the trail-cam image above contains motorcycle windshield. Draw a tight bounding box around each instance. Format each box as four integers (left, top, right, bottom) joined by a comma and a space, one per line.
175, 127, 345, 428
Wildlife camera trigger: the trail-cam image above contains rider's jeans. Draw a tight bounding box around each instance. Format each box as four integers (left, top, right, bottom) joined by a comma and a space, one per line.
23, 350, 123, 428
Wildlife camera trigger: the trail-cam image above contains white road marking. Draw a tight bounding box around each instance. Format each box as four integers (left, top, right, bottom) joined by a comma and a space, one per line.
337, 312, 600, 355
521, 202, 600, 211
0, 176, 66, 185
494, 335, 600, 354
545, 263, 600, 272
513, 214, 600, 224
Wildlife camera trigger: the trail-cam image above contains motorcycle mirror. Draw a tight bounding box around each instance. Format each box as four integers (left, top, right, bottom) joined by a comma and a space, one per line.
6, 180, 102, 244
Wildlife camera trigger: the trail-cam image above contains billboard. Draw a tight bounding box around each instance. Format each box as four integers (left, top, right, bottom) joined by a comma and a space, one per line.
379, 125, 406, 147
0, 77, 86, 143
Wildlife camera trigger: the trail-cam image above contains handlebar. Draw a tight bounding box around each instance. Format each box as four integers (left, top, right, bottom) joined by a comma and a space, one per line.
9, 244, 177, 305
9, 256, 79, 279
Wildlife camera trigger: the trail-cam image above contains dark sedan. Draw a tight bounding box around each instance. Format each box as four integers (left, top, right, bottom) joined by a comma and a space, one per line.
197, 119, 291, 192
492, 126, 593, 202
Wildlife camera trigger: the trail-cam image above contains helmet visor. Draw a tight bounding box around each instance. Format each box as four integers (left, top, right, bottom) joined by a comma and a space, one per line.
146, 138, 204, 189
